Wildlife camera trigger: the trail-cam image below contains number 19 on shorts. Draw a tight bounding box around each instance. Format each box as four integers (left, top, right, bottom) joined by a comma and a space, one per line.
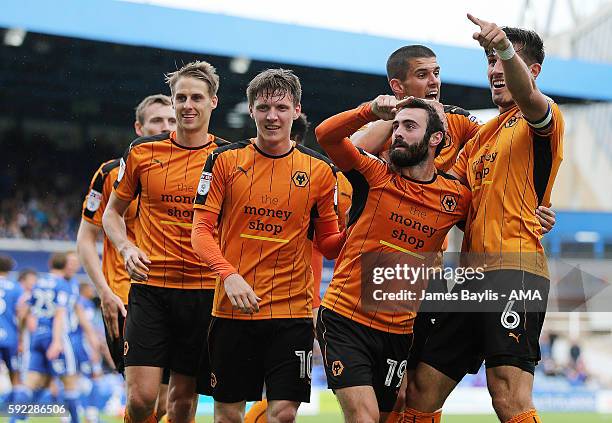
385, 359, 407, 387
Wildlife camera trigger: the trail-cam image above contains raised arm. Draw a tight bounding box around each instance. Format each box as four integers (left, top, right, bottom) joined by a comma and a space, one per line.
350, 119, 393, 155
468, 13, 549, 121
315, 95, 397, 171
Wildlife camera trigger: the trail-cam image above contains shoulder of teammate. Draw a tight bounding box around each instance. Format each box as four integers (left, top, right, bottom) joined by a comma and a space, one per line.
353, 145, 390, 179
206, 138, 251, 172
114, 132, 169, 186
437, 170, 472, 216
112, 132, 170, 203
295, 143, 335, 169
210, 134, 231, 147
525, 98, 564, 139
444, 104, 482, 142
82, 158, 120, 221
194, 140, 251, 207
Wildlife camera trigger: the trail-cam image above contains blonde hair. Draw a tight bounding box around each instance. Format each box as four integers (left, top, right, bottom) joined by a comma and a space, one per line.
165, 60, 220, 97
134, 94, 172, 124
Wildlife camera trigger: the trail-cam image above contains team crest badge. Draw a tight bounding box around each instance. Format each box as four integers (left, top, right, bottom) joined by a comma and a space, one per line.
292, 171, 309, 188
441, 194, 458, 212
210, 373, 217, 388
331, 360, 344, 377
505, 115, 519, 128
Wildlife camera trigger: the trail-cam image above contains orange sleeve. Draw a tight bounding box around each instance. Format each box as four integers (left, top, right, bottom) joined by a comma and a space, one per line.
315, 103, 379, 172
82, 162, 108, 226
114, 147, 139, 202
450, 139, 470, 185
191, 209, 237, 281
314, 219, 346, 260
311, 246, 323, 309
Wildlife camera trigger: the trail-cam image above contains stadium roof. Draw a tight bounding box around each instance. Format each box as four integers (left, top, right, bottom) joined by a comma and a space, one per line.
4, 0, 612, 101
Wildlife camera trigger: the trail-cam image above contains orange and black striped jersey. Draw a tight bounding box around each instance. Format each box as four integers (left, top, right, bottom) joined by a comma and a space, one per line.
452, 101, 564, 278
312, 171, 353, 309
317, 103, 471, 334
378, 104, 481, 171
193, 139, 337, 320
114, 131, 228, 289
82, 159, 138, 304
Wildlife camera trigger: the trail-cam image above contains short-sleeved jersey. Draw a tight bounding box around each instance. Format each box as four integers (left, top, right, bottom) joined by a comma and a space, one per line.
321, 149, 471, 334
114, 131, 229, 290
452, 102, 564, 278
194, 139, 338, 320
379, 105, 481, 172
29, 274, 76, 335
0, 277, 24, 348
82, 159, 138, 304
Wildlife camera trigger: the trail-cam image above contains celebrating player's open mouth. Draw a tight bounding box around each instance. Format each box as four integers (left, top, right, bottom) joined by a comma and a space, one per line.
491, 78, 506, 93
424, 89, 438, 100
181, 113, 197, 123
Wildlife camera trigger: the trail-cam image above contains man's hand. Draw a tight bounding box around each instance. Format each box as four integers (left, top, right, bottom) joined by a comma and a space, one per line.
223, 274, 261, 314
536, 206, 556, 234
100, 290, 127, 339
370, 95, 400, 121
467, 13, 510, 51
120, 244, 151, 282
46, 341, 63, 360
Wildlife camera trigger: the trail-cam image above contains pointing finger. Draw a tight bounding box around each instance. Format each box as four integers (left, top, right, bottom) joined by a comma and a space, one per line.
467, 13, 483, 28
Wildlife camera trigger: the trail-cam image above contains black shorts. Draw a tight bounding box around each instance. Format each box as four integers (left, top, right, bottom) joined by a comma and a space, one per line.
103, 305, 127, 375
406, 277, 447, 371
316, 306, 412, 413
411, 270, 549, 382
124, 284, 214, 381
203, 317, 314, 403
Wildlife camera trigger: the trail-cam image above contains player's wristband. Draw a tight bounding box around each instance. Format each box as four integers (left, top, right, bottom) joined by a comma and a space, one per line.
495, 43, 515, 61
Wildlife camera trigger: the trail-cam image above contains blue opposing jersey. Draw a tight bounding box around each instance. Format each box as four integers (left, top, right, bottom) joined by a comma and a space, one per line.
29, 274, 77, 335
71, 295, 96, 340
0, 276, 24, 348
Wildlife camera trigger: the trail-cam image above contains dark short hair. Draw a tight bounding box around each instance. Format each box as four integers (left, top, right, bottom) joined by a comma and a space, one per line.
0, 254, 15, 273
386, 45, 437, 81
49, 252, 67, 271
291, 113, 310, 144
500, 27, 545, 65
397, 98, 446, 156
247, 69, 302, 107
18, 268, 37, 281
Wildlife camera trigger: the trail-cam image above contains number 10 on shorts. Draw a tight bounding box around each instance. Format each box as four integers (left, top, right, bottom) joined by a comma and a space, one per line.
295, 350, 313, 379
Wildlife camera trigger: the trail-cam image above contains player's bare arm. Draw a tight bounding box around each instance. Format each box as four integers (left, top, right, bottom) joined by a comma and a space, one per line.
102, 191, 150, 282
75, 302, 102, 364
47, 306, 66, 360
468, 13, 549, 120
76, 219, 126, 338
